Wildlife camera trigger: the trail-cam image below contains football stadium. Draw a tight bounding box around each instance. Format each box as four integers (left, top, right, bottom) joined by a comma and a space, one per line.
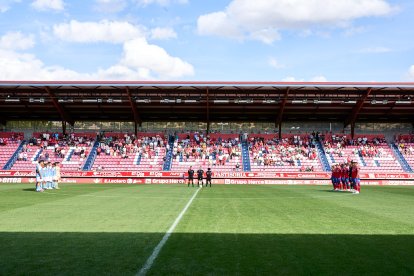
0, 81, 414, 275
1, 0, 414, 275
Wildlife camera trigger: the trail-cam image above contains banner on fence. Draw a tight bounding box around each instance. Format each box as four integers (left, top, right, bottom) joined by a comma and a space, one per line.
1, 170, 414, 180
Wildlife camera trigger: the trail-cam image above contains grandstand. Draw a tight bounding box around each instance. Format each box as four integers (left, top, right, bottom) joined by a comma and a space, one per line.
1, 81, 414, 184
170, 133, 242, 172
248, 133, 323, 172
1, 81, 414, 276
323, 134, 405, 173
91, 132, 167, 172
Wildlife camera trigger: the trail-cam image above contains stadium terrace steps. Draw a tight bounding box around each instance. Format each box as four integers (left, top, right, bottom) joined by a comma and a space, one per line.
2, 140, 25, 170
329, 153, 336, 163
392, 143, 414, 173
134, 152, 142, 165
315, 140, 331, 171
82, 140, 99, 171
357, 152, 367, 166
241, 140, 251, 171
32, 148, 43, 162
64, 148, 74, 162
162, 135, 174, 171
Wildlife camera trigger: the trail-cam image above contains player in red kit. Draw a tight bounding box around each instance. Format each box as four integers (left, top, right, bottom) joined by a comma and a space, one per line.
334, 164, 342, 191
330, 165, 336, 190
341, 163, 350, 191
350, 162, 360, 194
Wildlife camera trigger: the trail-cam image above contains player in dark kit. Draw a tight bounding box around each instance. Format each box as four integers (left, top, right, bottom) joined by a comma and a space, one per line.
197, 167, 204, 187
187, 166, 195, 187
205, 168, 212, 187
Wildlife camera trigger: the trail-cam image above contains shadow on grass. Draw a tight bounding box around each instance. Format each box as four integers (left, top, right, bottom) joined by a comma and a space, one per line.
22, 188, 36, 192
318, 189, 341, 193
0, 232, 413, 275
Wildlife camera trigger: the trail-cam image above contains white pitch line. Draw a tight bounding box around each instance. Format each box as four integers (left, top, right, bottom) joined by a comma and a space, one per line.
136, 187, 201, 276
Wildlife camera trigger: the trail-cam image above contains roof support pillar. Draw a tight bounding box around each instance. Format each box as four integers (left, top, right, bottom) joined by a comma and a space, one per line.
45, 87, 74, 126
206, 87, 210, 134
351, 122, 355, 140
276, 87, 290, 138
62, 121, 67, 136
126, 86, 141, 136
278, 122, 282, 140
344, 88, 372, 128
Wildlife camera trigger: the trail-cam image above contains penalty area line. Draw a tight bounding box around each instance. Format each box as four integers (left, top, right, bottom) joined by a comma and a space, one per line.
136, 186, 201, 276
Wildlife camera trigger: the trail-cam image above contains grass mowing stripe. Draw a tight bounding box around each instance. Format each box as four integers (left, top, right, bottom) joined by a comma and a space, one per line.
137, 187, 201, 276
43, 192, 199, 200
0, 184, 117, 213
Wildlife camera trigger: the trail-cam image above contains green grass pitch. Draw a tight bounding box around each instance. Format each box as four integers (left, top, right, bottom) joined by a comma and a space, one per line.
0, 183, 413, 275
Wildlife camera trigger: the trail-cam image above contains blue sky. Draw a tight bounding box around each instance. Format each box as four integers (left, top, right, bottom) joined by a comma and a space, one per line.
0, 0, 413, 81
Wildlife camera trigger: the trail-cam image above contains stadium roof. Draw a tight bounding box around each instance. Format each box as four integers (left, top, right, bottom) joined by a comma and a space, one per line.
0, 81, 414, 128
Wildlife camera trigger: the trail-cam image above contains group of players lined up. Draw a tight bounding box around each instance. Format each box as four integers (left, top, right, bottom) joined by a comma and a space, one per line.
187, 166, 213, 187
331, 162, 361, 194
35, 160, 61, 192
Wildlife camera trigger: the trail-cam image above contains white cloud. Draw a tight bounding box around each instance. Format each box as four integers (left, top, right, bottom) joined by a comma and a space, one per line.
268, 57, 285, 69
0, 49, 85, 80
96, 65, 151, 80
0, 44, 193, 80
136, 0, 188, 7
250, 28, 280, 44
408, 65, 414, 80
54, 20, 179, 43
282, 75, 328, 82
0, 20, 194, 80
343, 26, 369, 37
53, 20, 145, 43
0, 0, 20, 13
120, 38, 194, 78
150, 27, 177, 40
197, 11, 242, 39
51, 20, 194, 77
31, 0, 64, 11
282, 76, 304, 82
310, 75, 328, 82
94, 0, 128, 13
0, 32, 35, 51
357, 47, 392, 53
198, 0, 397, 43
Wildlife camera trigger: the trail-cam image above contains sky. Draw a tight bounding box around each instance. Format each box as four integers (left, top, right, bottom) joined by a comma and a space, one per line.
0, 0, 413, 81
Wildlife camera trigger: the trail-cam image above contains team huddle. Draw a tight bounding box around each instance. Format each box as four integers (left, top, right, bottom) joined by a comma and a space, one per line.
331, 162, 361, 194
35, 160, 61, 192
187, 166, 213, 187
